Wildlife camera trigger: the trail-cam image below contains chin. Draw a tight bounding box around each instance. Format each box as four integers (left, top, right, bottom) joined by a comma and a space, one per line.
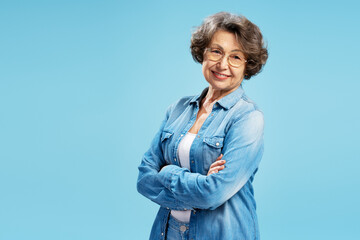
209, 83, 231, 91
207, 78, 228, 88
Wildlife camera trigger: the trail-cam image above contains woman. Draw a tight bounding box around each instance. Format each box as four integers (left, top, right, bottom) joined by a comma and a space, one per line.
137, 12, 268, 240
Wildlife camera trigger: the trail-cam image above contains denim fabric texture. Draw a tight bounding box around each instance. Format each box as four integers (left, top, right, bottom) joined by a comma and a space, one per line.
137, 86, 264, 240
166, 215, 190, 240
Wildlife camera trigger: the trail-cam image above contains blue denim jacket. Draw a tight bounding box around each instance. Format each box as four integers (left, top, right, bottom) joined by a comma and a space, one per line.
137, 86, 264, 240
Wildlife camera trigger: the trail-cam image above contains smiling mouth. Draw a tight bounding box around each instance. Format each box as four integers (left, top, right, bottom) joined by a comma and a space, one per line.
212, 71, 231, 79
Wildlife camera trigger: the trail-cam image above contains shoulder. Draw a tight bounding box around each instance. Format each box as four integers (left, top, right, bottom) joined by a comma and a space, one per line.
224, 94, 264, 144
166, 95, 194, 116
233, 93, 263, 120
228, 93, 264, 135
174, 95, 194, 108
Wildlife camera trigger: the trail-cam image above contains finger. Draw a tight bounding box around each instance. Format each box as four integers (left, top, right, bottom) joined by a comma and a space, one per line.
211, 165, 225, 172
208, 165, 225, 175
207, 169, 219, 176
210, 160, 226, 168
216, 154, 223, 161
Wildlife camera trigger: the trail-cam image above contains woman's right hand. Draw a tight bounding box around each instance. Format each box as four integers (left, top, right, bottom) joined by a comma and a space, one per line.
207, 154, 226, 176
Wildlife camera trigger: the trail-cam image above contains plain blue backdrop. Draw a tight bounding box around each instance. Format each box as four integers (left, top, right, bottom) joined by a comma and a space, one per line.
1, 0, 359, 239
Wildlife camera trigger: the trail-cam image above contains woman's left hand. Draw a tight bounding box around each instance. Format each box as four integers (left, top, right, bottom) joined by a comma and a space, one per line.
207, 154, 226, 175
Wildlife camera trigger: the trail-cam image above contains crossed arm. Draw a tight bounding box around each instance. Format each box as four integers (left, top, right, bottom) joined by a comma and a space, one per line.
137, 110, 264, 210
160, 154, 225, 176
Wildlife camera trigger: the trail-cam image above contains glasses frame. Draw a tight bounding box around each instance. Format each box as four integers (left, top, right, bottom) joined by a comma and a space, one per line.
204, 47, 247, 68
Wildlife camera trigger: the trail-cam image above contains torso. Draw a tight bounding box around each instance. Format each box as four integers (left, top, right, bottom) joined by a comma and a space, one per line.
189, 98, 217, 134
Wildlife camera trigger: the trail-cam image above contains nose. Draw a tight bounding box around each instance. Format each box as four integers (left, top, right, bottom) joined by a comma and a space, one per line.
217, 55, 229, 70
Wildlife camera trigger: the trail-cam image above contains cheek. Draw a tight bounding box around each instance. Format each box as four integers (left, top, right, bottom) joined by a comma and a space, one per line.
202, 63, 206, 76
233, 67, 245, 81
202, 61, 211, 77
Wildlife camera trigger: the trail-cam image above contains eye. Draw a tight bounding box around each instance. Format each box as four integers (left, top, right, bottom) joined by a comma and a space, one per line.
233, 55, 242, 60
211, 49, 222, 55
230, 54, 244, 62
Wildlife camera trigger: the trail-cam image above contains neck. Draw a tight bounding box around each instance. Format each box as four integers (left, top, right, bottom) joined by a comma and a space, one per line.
204, 85, 240, 103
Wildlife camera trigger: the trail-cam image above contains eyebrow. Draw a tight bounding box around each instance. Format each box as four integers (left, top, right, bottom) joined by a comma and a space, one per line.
210, 44, 243, 53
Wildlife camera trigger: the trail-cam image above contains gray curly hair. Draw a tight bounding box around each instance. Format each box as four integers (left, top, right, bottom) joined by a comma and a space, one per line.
190, 12, 268, 80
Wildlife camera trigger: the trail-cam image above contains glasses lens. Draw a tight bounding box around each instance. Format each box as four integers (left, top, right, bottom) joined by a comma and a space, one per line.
206, 48, 246, 67
206, 48, 222, 61
229, 54, 245, 67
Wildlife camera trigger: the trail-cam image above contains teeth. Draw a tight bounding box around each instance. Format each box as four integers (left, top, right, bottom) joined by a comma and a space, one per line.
214, 72, 228, 77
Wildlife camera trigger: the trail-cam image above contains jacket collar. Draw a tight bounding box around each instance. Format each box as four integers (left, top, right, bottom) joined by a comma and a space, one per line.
190, 86, 244, 110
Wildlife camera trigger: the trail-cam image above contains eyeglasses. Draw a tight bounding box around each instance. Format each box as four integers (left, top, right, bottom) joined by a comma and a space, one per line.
204, 47, 247, 68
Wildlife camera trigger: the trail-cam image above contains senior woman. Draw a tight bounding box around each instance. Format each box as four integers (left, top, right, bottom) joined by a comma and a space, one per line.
137, 12, 268, 240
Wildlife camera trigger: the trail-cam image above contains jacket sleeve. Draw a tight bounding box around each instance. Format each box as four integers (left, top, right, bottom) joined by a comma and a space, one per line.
156, 110, 264, 210
136, 105, 194, 210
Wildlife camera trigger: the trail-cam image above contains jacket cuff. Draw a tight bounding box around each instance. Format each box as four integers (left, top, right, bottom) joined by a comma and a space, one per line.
157, 165, 183, 191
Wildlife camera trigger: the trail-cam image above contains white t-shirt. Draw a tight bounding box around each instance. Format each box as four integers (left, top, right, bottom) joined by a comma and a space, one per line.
170, 132, 196, 223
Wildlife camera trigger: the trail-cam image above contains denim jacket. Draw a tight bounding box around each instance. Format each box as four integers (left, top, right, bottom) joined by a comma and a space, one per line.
137, 86, 264, 240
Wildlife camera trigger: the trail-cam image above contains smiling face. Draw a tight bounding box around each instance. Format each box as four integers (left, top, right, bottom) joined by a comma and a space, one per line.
202, 30, 246, 96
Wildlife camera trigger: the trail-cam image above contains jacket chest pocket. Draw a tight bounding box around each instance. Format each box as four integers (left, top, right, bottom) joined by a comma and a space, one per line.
202, 136, 224, 172
160, 130, 174, 164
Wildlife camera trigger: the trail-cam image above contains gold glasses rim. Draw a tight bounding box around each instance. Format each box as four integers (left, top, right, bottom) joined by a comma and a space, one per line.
204, 47, 247, 68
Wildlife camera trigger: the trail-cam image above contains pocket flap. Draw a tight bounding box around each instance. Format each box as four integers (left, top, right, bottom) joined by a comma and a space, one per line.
203, 136, 224, 148
161, 131, 173, 142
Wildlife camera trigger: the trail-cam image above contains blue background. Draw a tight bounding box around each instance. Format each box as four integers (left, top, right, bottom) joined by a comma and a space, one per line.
1, 0, 359, 239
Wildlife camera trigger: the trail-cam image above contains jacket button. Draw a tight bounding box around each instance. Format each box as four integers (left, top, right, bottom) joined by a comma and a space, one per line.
174, 158, 177, 162
181, 134, 184, 137
216, 142, 219, 146
180, 225, 187, 232
161, 232, 164, 236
